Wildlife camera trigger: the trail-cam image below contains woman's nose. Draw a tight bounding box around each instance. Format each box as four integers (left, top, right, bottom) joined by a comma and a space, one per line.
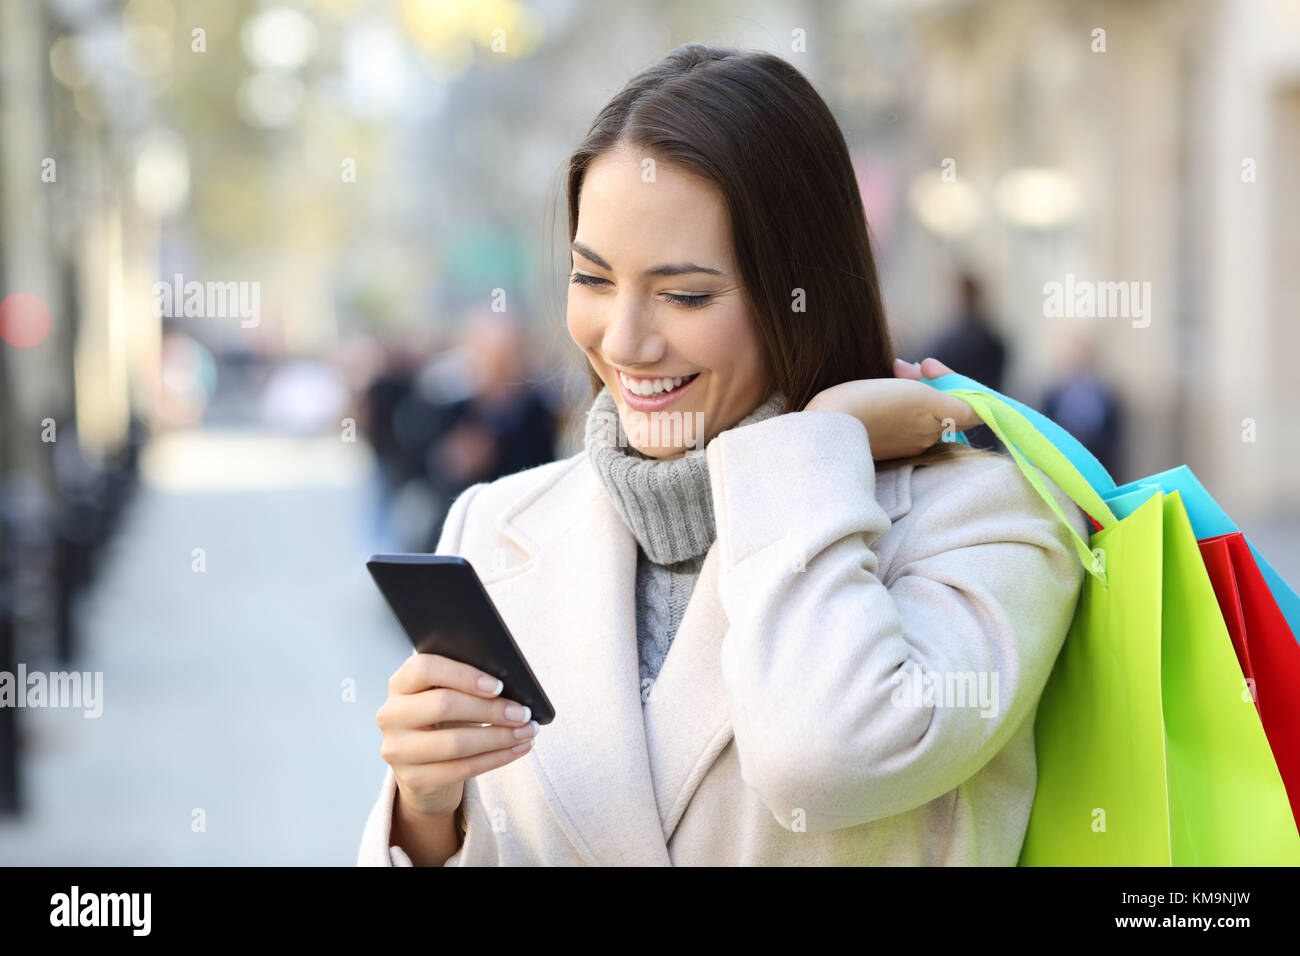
601, 298, 663, 367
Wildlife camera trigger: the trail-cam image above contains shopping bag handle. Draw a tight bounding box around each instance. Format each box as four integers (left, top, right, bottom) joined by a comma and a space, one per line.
922, 372, 1118, 493
941, 387, 1117, 586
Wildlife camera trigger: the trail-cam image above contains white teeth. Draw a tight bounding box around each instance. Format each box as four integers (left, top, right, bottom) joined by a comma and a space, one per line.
620, 371, 695, 396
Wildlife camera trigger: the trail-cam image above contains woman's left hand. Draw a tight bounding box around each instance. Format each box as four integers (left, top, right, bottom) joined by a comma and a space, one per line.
804, 357, 984, 461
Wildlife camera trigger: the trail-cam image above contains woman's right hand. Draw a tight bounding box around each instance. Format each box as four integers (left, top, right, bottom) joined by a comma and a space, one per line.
377, 651, 539, 819
803, 358, 981, 461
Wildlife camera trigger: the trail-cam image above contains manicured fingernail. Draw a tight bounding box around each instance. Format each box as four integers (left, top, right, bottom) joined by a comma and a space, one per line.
514, 720, 539, 739
504, 703, 530, 722
478, 675, 503, 695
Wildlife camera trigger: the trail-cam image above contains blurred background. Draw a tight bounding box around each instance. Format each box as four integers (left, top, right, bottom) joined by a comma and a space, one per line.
1, 0, 1298, 863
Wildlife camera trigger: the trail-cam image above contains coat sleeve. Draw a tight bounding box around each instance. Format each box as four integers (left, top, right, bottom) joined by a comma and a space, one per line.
704, 409, 1088, 833
356, 481, 487, 866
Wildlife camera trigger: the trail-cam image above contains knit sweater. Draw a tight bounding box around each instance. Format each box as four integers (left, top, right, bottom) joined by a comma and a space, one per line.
583, 385, 789, 695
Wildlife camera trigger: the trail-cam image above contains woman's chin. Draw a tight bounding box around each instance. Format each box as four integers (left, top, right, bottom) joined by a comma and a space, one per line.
617, 406, 709, 460
631, 443, 688, 461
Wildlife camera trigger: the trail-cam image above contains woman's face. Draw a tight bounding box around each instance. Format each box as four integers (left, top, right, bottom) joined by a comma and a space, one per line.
566, 142, 770, 460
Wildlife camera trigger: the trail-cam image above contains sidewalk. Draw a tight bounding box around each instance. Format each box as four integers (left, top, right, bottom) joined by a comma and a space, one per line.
0, 430, 409, 864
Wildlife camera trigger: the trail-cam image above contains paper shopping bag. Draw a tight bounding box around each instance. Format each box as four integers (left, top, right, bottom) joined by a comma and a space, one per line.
935, 386, 1300, 865
1198, 531, 1300, 826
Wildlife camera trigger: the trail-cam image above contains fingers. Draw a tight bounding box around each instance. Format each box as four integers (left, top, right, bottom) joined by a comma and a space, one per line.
895, 357, 956, 380
893, 358, 922, 380
389, 651, 505, 698
379, 685, 532, 732
397, 743, 534, 795
935, 395, 984, 432
380, 653, 540, 813
918, 357, 955, 377
385, 720, 539, 765
906, 358, 976, 429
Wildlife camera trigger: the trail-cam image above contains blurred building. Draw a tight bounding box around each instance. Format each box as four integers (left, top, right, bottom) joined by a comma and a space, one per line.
838, 0, 1300, 520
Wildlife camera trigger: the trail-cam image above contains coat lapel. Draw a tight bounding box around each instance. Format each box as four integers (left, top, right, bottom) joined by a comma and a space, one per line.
639, 541, 733, 842
638, 461, 915, 843
474, 454, 915, 864
477, 459, 671, 866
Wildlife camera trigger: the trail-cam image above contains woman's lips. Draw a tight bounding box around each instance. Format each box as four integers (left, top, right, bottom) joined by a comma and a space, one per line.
618, 371, 700, 411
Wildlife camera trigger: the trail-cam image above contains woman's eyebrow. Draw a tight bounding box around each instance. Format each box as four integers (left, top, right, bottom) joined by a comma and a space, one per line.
570, 241, 724, 277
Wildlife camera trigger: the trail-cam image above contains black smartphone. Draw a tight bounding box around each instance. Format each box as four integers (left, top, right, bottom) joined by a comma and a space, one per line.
366, 554, 556, 725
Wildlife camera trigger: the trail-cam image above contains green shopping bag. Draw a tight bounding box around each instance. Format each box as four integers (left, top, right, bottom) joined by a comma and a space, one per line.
944, 388, 1300, 865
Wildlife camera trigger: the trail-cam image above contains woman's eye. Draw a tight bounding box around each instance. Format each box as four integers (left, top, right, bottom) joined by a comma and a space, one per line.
569, 271, 711, 309
661, 292, 712, 309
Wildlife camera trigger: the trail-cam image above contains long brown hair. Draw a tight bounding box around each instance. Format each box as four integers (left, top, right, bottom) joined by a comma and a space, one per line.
565, 43, 1001, 469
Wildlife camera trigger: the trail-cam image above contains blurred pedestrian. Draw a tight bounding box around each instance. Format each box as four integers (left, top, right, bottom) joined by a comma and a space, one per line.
423, 312, 559, 549
1042, 332, 1124, 479
920, 272, 1009, 451
357, 341, 424, 550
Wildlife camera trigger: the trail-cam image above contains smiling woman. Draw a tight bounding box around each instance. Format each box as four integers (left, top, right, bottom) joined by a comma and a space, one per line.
360, 42, 1089, 868
562, 45, 996, 467
564, 141, 768, 458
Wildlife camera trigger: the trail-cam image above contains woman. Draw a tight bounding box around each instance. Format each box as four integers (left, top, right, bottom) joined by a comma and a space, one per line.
358, 43, 1089, 866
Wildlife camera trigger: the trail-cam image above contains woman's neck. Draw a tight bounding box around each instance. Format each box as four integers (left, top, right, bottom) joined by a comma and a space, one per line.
583, 386, 787, 564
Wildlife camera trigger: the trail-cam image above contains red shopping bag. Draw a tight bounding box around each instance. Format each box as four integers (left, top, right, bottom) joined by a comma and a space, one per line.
1199, 531, 1300, 826
1200, 536, 1258, 706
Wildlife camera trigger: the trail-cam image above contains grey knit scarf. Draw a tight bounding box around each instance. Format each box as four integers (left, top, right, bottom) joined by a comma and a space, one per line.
584, 384, 789, 564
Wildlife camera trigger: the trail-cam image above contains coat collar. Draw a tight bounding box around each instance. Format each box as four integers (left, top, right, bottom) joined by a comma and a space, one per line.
475, 453, 913, 865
